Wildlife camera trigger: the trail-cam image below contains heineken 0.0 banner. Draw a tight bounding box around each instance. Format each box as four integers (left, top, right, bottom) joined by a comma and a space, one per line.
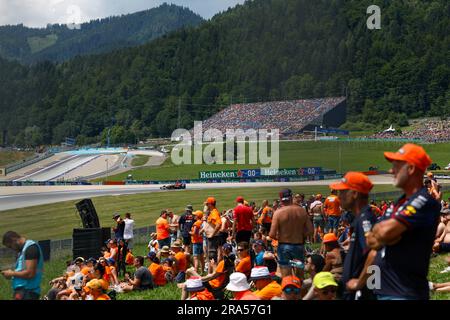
199, 167, 322, 179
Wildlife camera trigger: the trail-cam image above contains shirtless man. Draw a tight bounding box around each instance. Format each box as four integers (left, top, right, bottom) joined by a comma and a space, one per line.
269, 189, 313, 278
167, 210, 181, 243
310, 195, 325, 243
433, 209, 450, 253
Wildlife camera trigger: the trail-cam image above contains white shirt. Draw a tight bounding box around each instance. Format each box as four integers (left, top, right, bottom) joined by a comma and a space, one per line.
123, 218, 135, 240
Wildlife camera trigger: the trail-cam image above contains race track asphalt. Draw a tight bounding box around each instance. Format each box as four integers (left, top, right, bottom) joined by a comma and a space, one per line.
0, 175, 397, 211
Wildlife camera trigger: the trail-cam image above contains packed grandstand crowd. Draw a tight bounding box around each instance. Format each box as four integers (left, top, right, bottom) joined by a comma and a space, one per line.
2, 143, 450, 301
198, 97, 345, 135
368, 119, 450, 143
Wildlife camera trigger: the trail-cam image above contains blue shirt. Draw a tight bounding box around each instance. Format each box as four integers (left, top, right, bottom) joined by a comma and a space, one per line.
373, 187, 440, 299
255, 251, 265, 266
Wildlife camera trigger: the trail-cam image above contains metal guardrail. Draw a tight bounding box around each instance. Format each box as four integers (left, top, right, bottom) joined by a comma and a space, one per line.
5, 152, 54, 175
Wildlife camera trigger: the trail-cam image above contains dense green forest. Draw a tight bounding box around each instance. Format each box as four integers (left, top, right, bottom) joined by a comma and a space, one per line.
0, 3, 203, 64
0, 0, 449, 147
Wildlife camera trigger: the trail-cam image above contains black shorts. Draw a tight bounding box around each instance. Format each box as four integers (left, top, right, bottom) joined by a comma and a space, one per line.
13, 288, 40, 300
236, 230, 252, 244
217, 232, 228, 246
182, 236, 191, 246
207, 236, 220, 260
440, 243, 450, 252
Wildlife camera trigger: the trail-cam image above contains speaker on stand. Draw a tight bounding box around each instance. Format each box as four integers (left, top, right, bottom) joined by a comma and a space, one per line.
73, 199, 102, 259
75, 199, 100, 229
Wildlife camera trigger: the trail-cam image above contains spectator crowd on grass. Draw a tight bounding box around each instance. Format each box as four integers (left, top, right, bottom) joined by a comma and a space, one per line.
367, 119, 450, 143
2, 143, 450, 301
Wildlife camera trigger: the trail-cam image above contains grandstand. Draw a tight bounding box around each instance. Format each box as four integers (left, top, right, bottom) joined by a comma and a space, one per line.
198, 97, 346, 137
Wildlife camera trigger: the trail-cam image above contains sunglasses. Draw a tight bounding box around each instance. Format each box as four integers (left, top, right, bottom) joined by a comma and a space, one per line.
283, 287, 300, 294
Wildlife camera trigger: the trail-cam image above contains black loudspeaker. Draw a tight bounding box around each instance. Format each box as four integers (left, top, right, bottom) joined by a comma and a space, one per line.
72, 228, 103, 260
75, 199, 100, 228
38, 240, 51, 261
101, 227, 112, 244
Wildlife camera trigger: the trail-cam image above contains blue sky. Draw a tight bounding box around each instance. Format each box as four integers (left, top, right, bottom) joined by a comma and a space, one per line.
0, 0, 246, 27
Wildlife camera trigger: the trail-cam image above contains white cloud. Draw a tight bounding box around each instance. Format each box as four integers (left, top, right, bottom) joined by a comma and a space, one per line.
0, 0, 246, 28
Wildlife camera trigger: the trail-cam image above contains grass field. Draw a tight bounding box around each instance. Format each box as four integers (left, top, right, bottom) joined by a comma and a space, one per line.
131, 155, 150, 167
0, 151, 34, 167
1, 242, 449, 300
0, 184, 402, 242
100, 141, 450, 181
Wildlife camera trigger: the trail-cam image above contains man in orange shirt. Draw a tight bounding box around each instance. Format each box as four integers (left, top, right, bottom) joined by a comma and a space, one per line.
250, 266, 282, 300
259, 200, 274, 235
156, 210, 171, 248
203, 197, 222, 271
147, 252, 166, 287
190, 210, 205, 274
226, 272, 260, 300
235, 242, 252, 279
324, 189, 342, 234
171, 240, 187, 283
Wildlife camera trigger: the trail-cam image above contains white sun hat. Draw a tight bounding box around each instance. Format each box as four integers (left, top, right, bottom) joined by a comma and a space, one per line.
225, 272, 250, 292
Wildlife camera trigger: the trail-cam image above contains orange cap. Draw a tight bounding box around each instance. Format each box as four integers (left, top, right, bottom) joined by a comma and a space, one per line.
194, 210, 203, 219
204, 197, 216, 205
384, 143, 432, 172
329, 172, 373, 195
281, 275, 302, 290
315, 194, 322, 200
322, 233, 338, 244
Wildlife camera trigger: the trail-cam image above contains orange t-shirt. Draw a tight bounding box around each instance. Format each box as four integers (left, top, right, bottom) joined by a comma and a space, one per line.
234, 290, 260, 300
80, 267, 91, 276
149, 263, 167, 286
191, 220, 203, 244
207, 208, 222, 227
261, 206, 274, 224
254, 281, 282, 300
125, 252, 134, 265
103, 252, 111, 259
236, 256, 252, 278
209, 260, 226, 289
156, 217, 170, 240
175, 251, 187, 272
324, 195, 341, 216
191, 289, 215, 300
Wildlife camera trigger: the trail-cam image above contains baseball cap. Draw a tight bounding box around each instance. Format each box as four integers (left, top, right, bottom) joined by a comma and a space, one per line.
86, 279, 103, 290
204, 197, 216, 205
313, 272, 338, 289
222, 243, 233, 251
329, 172, 374, 195
254, 240, 265, 247
73, 257, 85, 264
194, 210, 203, 219
384, 143, 432, 172
281, 275, 302, 290
322, 233, 338, 244
160, 246, 170, 253
236, 196, 244, 203
147, 251, 157, 260
112, 213, 120, 219
185, 205, 193, 212
279, 189, 293, 201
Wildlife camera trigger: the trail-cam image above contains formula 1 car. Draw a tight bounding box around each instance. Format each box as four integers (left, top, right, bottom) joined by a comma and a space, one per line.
160, 183, 186, 190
